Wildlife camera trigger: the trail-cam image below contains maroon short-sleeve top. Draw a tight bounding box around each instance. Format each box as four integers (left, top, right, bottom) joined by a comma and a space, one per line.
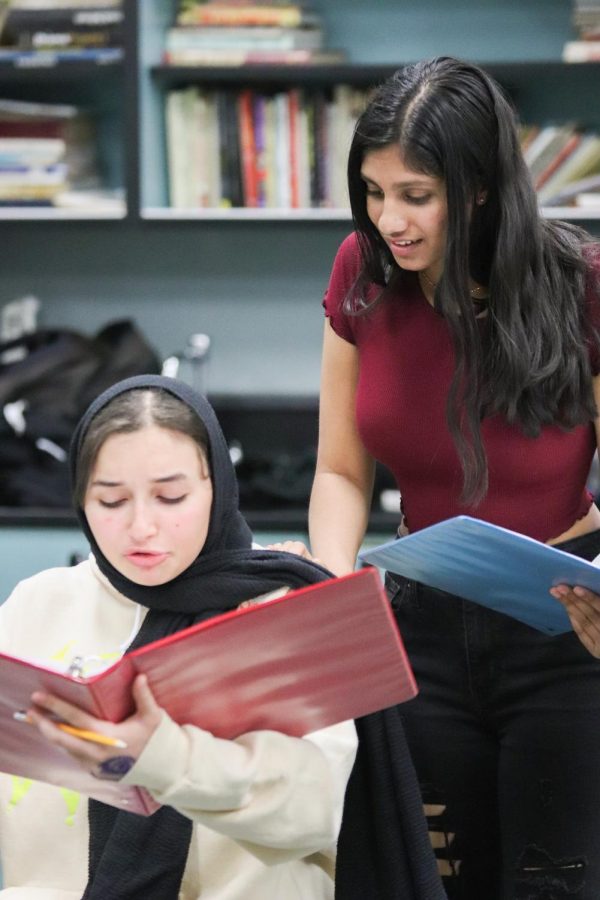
323, 232, 600, 543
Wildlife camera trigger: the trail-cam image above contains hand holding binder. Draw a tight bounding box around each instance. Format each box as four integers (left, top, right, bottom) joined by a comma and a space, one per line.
0, 567, 417, 815
359, 516, 600, 635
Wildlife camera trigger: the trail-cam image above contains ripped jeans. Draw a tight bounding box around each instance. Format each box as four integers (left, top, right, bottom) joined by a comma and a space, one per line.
388, 528, 600, 900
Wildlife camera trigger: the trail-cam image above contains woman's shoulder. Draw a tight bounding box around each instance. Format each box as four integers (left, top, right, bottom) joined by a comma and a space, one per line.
8, 557, 94, 592
1, 558, 108, 618
323, 232, 362, 323
584, 241, 600, 279
333, 231, 362, 272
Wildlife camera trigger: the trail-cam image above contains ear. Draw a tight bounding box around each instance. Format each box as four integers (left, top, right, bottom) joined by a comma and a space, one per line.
476, 190, 488, 206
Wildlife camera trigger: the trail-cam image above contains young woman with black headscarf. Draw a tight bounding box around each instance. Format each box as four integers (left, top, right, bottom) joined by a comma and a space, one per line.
0, 374, 357, 900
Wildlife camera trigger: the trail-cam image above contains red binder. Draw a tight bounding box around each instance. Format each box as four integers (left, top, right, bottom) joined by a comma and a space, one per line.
0, 568, 417, 815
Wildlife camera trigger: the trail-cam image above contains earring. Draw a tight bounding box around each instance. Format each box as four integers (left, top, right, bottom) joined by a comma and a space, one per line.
476, 194, 486, 205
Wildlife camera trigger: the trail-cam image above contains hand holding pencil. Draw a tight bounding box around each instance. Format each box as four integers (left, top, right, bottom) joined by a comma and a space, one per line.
14, 711, 128, 748
24, 674, 163, 775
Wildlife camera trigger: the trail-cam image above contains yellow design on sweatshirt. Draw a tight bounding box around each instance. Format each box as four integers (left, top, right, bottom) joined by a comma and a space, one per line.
7, 776, 82, 826
7, 776, 33, 811
59, 788, 81, 826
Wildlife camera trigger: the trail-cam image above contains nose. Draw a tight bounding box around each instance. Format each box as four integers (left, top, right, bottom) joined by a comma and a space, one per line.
377, 198, 408, 236
127, 501, 158, 542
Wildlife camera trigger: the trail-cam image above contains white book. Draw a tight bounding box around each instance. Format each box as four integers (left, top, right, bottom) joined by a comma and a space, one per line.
166, 89, 193, 209
274, 91, 290, 208
562, 40, 600, 62
538, 134, 600, 203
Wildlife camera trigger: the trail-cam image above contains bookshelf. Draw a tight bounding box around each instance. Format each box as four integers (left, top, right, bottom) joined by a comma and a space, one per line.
0, 5, 130, 219
145, 57, 600, 218
1, 0, 600, 391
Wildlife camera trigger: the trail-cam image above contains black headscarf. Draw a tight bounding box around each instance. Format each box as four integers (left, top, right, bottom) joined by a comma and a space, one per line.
71, 375, 333, 900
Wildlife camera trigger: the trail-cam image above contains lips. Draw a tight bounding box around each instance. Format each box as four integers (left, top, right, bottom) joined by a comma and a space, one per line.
387, 238, 423, 257
125, 551, 169, 570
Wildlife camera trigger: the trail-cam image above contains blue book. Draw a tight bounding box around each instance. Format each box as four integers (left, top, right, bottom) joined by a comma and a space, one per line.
359, 516, 600, 635
0, 47, 123, 67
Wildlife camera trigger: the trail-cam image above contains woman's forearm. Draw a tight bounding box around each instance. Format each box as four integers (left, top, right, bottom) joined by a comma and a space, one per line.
309, 471, 372, 576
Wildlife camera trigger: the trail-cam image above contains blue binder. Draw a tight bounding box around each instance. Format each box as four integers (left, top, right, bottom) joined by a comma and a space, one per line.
359, 516, 600, 635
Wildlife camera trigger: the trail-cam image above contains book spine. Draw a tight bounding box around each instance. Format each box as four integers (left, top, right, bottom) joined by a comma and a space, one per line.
227, 90, 244, 207
165, 89, 190, 208
534, 133, 582, 190
165, 25, 322, 51
263, 94, 277, 206
562, 40, 600, 61
238, 88, 258, 207
162, 47, 334, 66
216, 90, 233, 206
288, 87, 300, 208
18, 27, 123, 50
253, 92, 267, 207
192, 90, 210, 208
0, 46, 123, 65
177, 6, 315, 28
0, 120, 65, 138
274, 90, 290, 208
4, 7, 123, 26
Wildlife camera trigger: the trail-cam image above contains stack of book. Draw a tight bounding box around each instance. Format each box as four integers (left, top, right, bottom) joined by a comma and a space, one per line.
563, 0, 600, 62
165, 84, 367, 209
0, 98, 100, 206
164, 0, 346, 67
521, 121, 600, 209
0, 0, 123, 65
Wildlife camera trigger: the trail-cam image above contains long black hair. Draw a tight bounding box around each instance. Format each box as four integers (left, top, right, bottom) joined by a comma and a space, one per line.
346, 56, 599, 504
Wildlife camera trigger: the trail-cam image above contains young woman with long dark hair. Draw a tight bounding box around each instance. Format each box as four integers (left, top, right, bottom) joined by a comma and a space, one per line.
310, 56, 600, 898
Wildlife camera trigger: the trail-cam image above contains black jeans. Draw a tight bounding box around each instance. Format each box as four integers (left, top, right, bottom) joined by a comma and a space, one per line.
388, 529, 600, 900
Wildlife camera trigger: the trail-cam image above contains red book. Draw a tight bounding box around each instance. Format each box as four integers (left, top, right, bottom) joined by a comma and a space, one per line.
238, 88, 258, 207
288, 87, 301, 207
0, 568, 416, 815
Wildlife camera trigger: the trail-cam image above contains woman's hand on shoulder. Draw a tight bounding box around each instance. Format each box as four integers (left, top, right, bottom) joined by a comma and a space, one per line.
266, 540, 321, 563
27, 673, 163, 779
551, 584, 600, 658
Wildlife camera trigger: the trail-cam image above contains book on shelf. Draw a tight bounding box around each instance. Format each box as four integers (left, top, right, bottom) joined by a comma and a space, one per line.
217, 88, 244, 207
1, 5, 123, 50
0, 45, 123, 64
164, 83, 369, 210
518, 123, 541, 154
0, 136, 65, 166
562, 39, 600, 61
0, 568, 416, 814
4, 0, 121, 8
165, 23, 324, 52
537, 133, 600, 204
575, 189, 600, 208
540, 172, 600, 207
238, 87, 259, 206
0, 98, 100, 194
176, 3, 321, 29
52, 186, 125, 212
162, 47, 345, 66
535, 132, 583, 191
0, 163, 68, 201
523, 123, 578, 184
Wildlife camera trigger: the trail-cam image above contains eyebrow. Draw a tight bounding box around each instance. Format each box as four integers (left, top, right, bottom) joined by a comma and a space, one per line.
360, 172, 433, 189
90, 473, 189, 487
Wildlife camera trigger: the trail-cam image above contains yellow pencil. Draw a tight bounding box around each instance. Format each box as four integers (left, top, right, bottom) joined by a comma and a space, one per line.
13, 711, 127, 749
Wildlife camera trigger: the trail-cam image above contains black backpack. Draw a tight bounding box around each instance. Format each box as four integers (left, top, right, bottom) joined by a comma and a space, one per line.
0, 319, 161, 507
